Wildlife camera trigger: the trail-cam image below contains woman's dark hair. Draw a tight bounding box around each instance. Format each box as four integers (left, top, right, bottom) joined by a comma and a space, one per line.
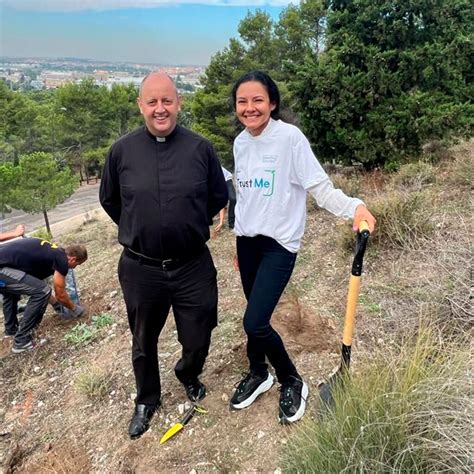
231, 70, 280, 119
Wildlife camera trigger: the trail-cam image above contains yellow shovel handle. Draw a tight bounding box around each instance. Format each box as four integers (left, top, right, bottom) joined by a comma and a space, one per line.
342, 275, 361, 346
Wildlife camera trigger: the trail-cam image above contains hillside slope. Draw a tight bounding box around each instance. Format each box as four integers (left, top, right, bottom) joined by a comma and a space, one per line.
1, 142, 471, 473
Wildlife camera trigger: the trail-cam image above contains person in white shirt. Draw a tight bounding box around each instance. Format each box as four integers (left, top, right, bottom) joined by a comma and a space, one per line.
217, 166, 236, 231
228, 70, 376, 424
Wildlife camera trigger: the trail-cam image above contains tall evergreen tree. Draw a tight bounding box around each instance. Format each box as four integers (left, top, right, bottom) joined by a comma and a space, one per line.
12, 152, 78, 236
291, 0, 473, 168
0, 162, 16, 216
55, 80, 113, 179
191, 9, 302, 167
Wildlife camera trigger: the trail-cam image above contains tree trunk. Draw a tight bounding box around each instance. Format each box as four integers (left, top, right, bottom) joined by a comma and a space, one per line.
43, 207, 52, 238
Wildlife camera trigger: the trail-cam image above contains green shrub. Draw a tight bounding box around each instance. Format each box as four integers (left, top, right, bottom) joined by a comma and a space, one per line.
75, 368, 112, 400
281, 326, 471, 473
384, 160, 401, 173
31, 227, 53, 241
391, 161, 436, 191
338, 190, 434, 251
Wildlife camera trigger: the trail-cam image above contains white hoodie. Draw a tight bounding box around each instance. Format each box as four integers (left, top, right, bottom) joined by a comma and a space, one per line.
233, 119, 363, 252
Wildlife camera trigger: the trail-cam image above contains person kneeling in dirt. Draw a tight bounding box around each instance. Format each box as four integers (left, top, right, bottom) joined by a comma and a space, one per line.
0, 238, 88, 353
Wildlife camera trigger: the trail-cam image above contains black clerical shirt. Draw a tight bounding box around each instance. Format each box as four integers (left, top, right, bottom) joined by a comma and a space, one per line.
99, 125, 228, 259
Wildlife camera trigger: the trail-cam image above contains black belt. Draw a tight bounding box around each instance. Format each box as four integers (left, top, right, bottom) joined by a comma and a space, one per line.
123, 247, 203, 271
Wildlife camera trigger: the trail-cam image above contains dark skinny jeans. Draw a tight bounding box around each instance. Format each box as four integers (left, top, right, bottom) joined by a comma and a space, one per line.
237, 235, 299, 384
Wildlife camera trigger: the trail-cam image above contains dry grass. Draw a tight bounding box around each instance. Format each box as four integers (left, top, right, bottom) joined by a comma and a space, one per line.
75, 367, 113, 400
338, 189, 435, 251
390, 161, 436, 191
447, 148, 474, 187
281, 324, 473, 473
331, 173, 362, 198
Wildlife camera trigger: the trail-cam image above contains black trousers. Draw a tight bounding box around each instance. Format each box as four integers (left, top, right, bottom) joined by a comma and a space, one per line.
0, 267, 51, 344
118, 246, 218, 407
237, 235, 299, 384
226, 180, 236, 229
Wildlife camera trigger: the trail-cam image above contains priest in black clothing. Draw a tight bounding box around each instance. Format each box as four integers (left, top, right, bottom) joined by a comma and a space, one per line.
100, 72, 228, 440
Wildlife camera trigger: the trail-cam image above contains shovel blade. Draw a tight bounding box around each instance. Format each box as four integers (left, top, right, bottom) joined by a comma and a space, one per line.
159, 422, 184, 444
319, 380, 336, 409
318, 366, 347, 411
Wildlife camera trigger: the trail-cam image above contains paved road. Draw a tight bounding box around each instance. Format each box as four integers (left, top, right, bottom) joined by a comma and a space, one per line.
0, 181, 101, 234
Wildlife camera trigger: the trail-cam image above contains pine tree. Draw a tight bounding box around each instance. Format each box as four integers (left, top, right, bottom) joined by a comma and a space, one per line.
13, 152, 78, 236
292, 0, 473, 168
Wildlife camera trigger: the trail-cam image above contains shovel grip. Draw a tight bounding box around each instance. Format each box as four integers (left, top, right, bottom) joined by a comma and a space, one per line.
352, 220, 370, 277
344, 221, 370, 347
358, 220, 370, 233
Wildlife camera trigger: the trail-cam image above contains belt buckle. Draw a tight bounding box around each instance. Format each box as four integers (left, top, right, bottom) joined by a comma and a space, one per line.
161, 259, 173, 270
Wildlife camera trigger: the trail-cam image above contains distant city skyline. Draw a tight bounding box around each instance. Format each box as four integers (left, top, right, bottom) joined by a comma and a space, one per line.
0, 1, 295, 66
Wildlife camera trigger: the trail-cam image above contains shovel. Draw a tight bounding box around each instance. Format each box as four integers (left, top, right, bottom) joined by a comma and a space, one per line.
159, 404, 208, 444
319, 220, 371, 407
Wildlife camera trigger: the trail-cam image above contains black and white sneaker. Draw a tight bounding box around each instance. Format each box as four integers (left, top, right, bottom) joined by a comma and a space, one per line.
230, 372, 274, 409
4, 328, 17, 338
12, 340, 35, 354
278, 377, 309, 424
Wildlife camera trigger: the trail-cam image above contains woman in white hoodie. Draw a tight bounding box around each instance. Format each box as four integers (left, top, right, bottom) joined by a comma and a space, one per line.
228, 70, 376, 424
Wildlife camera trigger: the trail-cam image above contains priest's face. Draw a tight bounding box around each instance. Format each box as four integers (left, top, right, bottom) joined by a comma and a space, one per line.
137, 73, 181, 137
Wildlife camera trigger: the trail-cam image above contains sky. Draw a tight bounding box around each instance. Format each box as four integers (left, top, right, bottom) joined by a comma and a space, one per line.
0, 0, 294, 66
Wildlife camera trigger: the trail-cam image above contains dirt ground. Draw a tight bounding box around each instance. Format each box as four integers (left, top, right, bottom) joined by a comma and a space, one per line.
0, 206, 357, 473
1, 148, 471, 473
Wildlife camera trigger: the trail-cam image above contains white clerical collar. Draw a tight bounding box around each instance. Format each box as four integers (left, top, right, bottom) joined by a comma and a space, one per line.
156, 136, 166, 142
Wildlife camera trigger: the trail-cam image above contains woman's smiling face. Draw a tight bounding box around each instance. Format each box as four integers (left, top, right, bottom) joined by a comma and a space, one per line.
235, 80, 276, 136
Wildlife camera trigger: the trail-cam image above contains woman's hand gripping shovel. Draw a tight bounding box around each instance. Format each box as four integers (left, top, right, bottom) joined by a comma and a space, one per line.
159, 404, 208, 444
319, 220, 371, 408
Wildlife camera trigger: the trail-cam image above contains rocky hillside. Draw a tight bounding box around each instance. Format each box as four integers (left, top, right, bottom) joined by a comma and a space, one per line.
1, 141, 471, 473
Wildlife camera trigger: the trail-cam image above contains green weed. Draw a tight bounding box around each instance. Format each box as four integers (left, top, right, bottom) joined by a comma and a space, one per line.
359, 294, 382, 316
64, 323, 97, 345
91, 313, 114, 328
64, 313, 114, 345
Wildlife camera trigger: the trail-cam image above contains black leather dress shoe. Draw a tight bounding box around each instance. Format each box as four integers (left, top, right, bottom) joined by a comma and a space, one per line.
183, 379, 206, 402
128, 404, 156, 440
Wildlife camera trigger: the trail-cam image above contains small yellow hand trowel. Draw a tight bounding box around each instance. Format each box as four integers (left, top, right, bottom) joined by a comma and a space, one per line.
160, 404, 208, 444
